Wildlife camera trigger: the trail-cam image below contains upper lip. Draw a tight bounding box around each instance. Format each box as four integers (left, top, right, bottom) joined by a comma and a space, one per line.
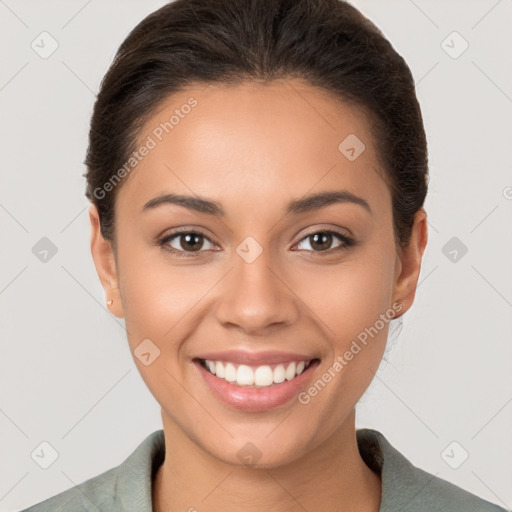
194, 350, 318, 366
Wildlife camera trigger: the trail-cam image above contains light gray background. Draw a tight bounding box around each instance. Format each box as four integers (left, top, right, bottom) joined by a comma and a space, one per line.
1, 0, 511, 510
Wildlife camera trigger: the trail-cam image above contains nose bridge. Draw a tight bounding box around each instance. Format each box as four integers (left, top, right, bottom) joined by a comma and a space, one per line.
215, 235, 298, 332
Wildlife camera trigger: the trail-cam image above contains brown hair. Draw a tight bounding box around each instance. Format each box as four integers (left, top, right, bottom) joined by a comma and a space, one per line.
84, 0, 428, 252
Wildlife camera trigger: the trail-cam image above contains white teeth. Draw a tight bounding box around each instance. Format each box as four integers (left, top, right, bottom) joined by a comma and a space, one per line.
273, 364, 285, 383
254, 365, 274, 386
236, 365, 254, 386
224, 362, 237, 382
285, 362, 296, 380
215, 361, 225, 378
202, 359, 313, 388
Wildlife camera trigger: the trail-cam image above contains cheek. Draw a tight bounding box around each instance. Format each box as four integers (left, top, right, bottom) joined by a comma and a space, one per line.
115, 241, 209, 415
116, 233, 206, 331
293, 289, 393, 440
293, 249, 396, 347
295, 245, 396, 396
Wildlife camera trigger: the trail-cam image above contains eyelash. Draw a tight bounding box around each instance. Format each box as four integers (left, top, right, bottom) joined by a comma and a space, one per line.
157, 228, 355, 258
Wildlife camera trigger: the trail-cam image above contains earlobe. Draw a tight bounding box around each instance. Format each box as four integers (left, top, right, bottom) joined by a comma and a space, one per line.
88, 204, 124, 318
391, 208, 428, 319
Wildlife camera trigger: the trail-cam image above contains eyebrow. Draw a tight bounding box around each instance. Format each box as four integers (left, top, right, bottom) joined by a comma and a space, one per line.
140, 189, 372, 217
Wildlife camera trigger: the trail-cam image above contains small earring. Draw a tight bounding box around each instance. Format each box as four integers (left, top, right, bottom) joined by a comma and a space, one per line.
106, 299, 113, 306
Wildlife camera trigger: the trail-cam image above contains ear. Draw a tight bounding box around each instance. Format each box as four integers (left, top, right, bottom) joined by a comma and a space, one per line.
392, 207, 428, 319
89, 203, 124, 318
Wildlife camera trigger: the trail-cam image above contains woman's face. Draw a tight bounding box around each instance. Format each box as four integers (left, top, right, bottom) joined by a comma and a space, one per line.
90, 79, 426, 467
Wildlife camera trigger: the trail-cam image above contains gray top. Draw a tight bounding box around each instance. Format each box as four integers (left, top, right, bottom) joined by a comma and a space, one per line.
20, 428, 508, 511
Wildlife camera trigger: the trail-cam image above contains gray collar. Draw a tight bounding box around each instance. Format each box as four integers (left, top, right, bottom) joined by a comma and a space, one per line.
86, 428, 505, 511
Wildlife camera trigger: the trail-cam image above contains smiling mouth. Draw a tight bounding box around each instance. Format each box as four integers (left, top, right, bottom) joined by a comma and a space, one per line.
196, 358, 321, 388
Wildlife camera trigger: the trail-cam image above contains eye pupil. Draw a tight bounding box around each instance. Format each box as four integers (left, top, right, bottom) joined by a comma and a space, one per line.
181, 233, 203, 251
310, 232, 332, 251
164, 229, 348, 257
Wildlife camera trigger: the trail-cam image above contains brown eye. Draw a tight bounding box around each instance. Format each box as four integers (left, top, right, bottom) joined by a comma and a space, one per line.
175, 233, 205, 252
159, 230, 216, 256
295, 230, 353, 253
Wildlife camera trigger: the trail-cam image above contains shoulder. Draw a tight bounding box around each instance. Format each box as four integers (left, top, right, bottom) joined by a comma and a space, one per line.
19, 464, 120, 512
19, 430, 165, 512
356, 428, 509, 512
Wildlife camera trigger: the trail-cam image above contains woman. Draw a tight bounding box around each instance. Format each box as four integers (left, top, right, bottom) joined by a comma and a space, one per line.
21, 0, 507, 510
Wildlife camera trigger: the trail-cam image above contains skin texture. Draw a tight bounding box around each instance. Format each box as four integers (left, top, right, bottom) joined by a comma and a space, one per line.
89, 79, 428, 512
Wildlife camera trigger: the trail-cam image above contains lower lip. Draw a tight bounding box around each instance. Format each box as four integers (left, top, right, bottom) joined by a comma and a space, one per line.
194, 359, 319, 412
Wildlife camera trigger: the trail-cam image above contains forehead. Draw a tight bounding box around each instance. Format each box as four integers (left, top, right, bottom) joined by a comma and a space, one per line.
116, 79, 389, 217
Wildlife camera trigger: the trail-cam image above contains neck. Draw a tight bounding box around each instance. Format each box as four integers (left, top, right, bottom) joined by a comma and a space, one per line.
152, 409, 381, 512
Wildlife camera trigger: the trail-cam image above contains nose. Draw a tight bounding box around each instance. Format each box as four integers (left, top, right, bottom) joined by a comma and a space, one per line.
214, 243, 300, 335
